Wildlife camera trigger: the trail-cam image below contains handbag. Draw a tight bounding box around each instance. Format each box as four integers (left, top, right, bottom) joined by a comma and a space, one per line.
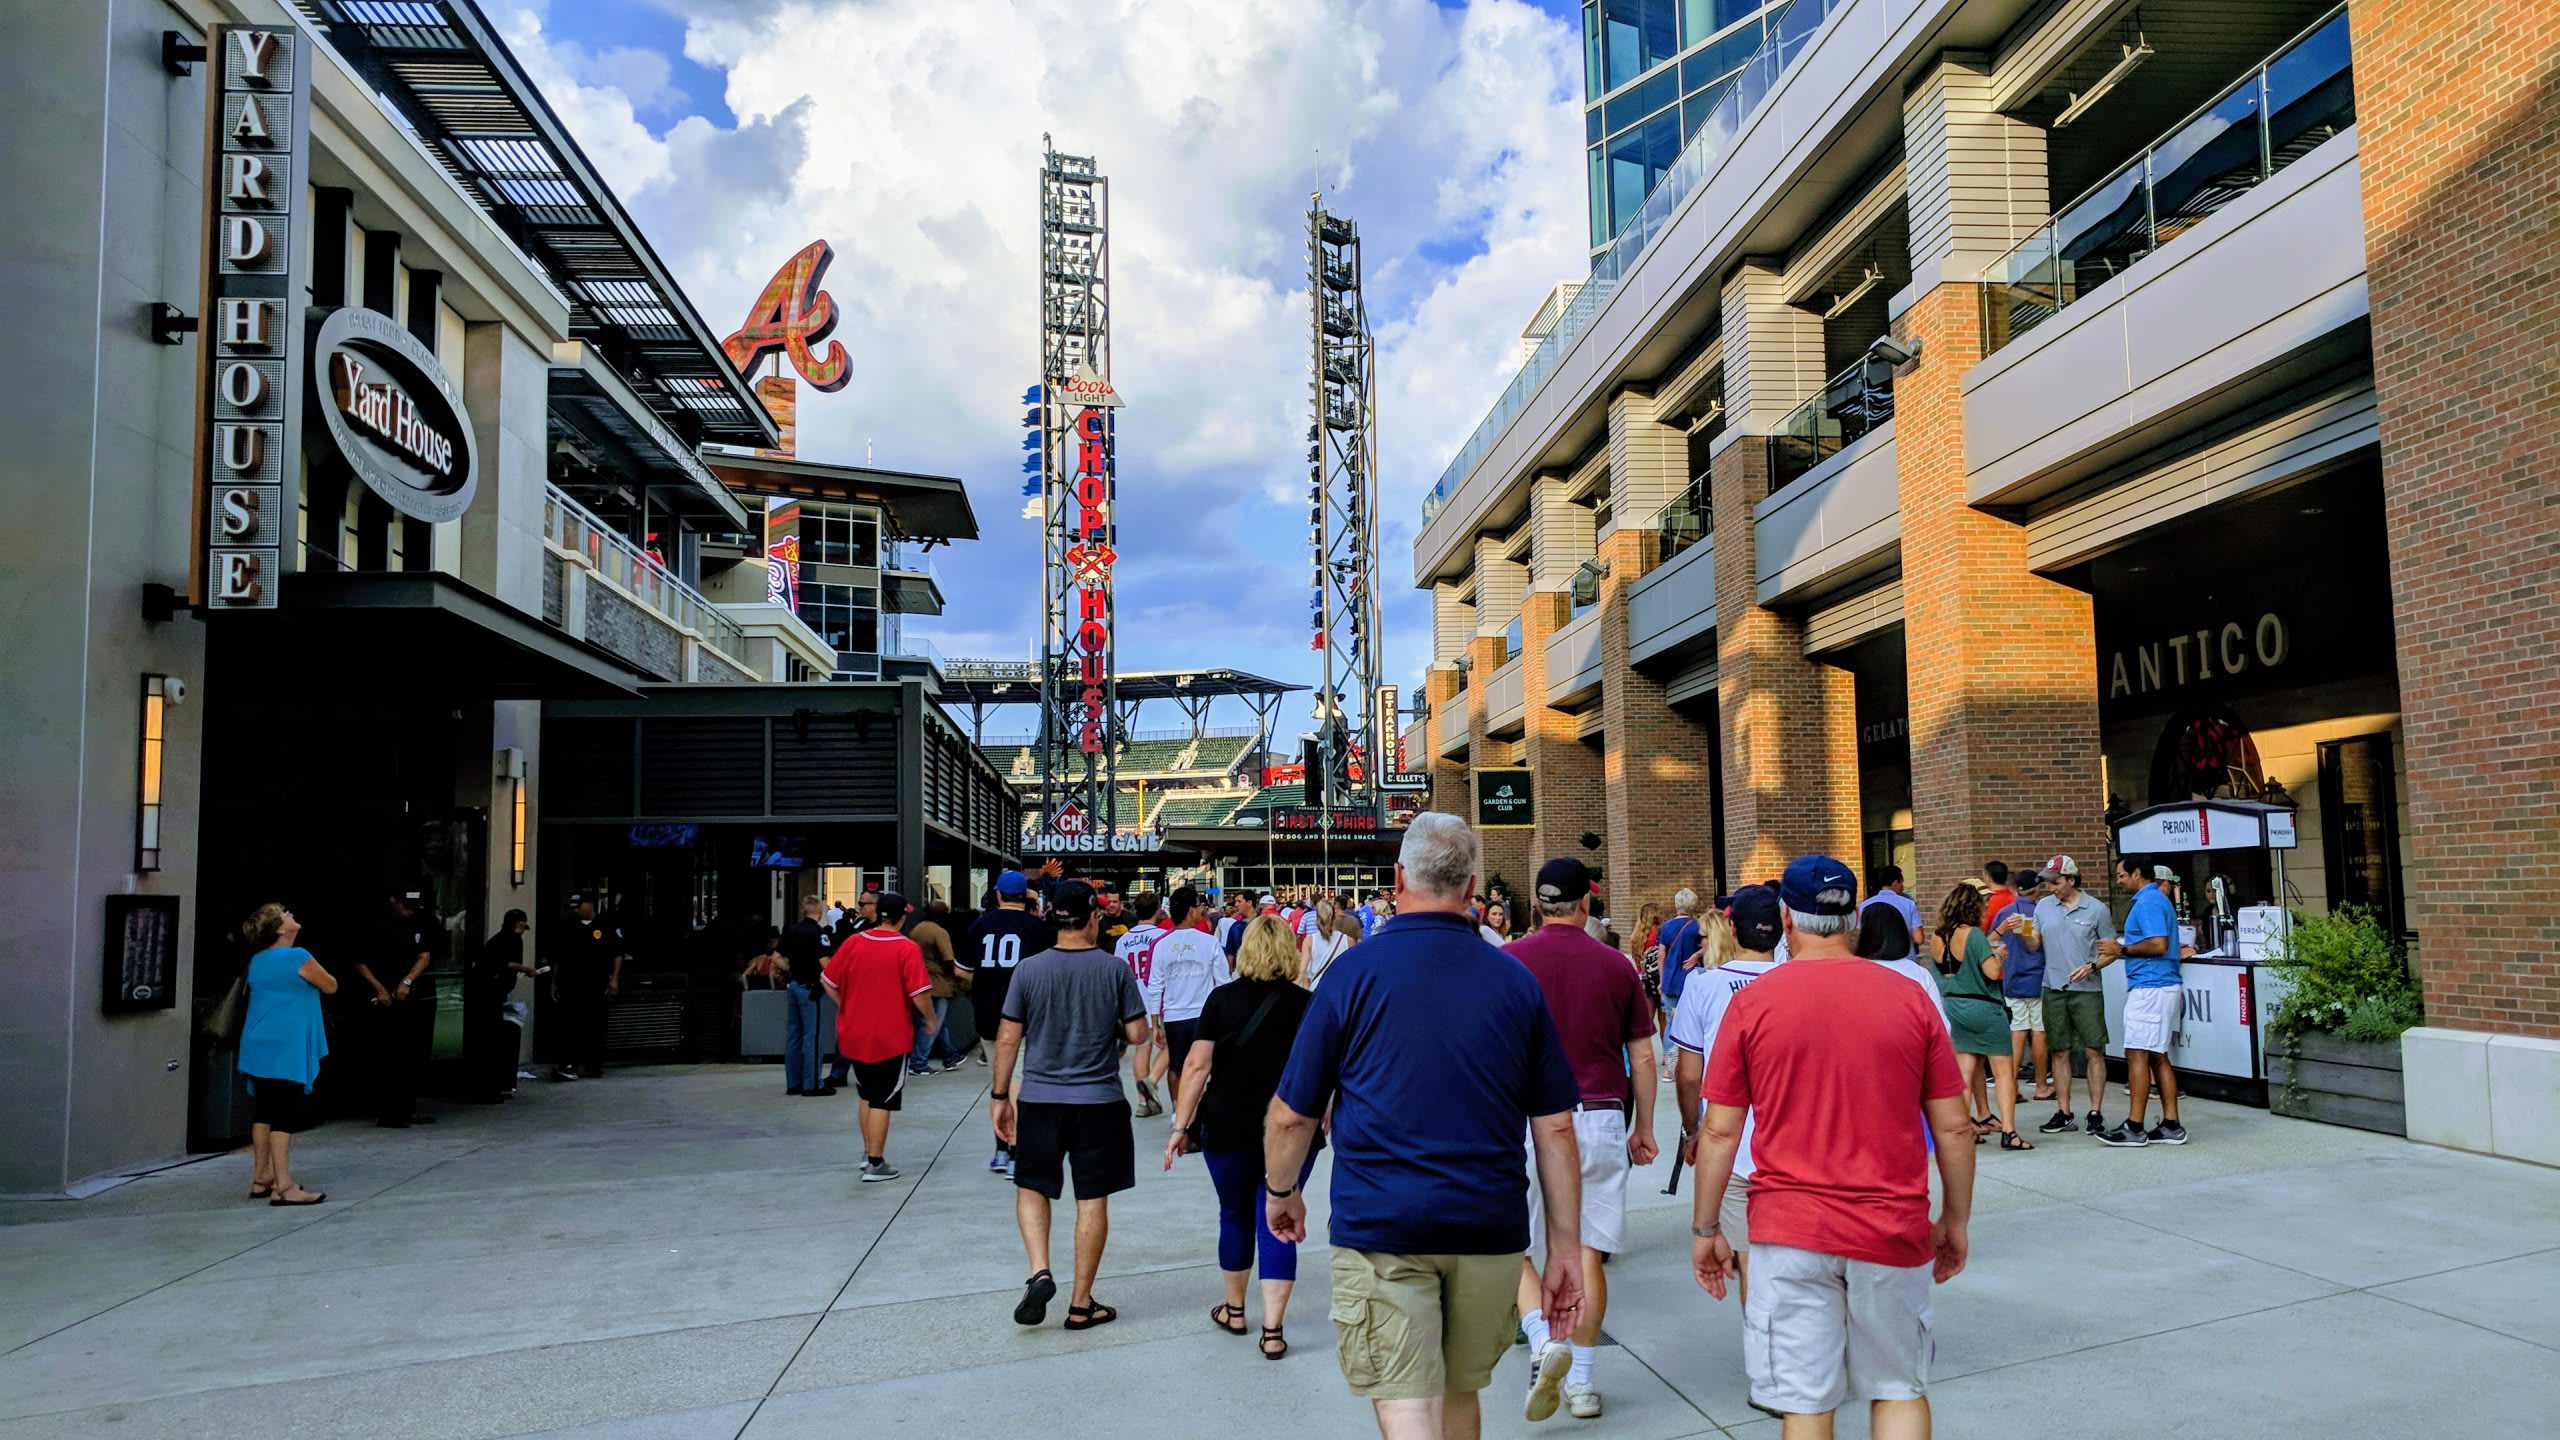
202, 974, 247, 1042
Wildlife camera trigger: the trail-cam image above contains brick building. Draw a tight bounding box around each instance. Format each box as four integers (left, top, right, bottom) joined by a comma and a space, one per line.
1407, 0, 2555, 1163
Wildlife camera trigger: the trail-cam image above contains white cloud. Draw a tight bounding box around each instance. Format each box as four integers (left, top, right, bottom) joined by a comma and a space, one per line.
508, 0, 1587, 717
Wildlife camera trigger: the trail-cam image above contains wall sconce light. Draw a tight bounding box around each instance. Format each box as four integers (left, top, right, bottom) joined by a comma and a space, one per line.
137, 676, 170, 872
496, 747, 528, 884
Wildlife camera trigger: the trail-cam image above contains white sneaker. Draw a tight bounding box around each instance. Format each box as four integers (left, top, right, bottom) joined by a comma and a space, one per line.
1565, 1381, 1602, 1419
1525, 1340, 1571, 1422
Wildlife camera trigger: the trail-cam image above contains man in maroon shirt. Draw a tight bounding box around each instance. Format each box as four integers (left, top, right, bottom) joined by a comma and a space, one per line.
1506, 856, 1658, 1422
1691, 855, 1976, 1438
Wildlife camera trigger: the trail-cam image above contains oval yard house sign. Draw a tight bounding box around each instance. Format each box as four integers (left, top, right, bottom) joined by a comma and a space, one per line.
311, 306, 478, 523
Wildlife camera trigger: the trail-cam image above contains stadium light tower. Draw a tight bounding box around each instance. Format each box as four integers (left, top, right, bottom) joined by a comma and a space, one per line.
1308, 197, 1381, 820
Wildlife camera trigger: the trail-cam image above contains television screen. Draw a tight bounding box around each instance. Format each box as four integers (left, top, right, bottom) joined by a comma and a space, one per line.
748, 834, 806, 869
626, 824, 700, 849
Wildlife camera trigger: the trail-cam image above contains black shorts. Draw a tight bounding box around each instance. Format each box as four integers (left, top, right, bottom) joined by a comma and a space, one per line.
249, 1077, 311, 1133
1012, 1099, 1135, 1200
1162, 1018, 1201, 1079
849, 1056, 906, 1110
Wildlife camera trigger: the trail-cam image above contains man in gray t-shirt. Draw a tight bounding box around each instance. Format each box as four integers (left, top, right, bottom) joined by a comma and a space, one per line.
990, 881, 1148, 1331
2025, 856, 2118, 1135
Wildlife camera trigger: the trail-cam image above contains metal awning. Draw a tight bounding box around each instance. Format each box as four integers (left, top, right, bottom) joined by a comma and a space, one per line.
703, 451, 981, 545
549, 342, 752, 532
293, 0, 776, 449
277, 571, 643, 698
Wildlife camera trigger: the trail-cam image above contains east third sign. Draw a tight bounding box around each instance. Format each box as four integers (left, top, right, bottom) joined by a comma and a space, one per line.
311, 306, 478, 523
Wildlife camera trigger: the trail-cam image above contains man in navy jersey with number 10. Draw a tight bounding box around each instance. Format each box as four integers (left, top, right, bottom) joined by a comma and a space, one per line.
967, 870, 1053, 1175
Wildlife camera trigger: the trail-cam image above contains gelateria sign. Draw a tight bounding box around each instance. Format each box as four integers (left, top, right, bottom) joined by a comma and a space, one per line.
192, 24, 310, 610
310, 307, 478, 523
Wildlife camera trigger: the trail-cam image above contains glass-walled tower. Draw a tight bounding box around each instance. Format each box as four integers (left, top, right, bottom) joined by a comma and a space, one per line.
1582, 0, 1787, 253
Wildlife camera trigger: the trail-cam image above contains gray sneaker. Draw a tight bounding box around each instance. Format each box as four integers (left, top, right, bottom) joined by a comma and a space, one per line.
860, 1158, 902, 1183
2149, 1120, 2189, 1145
1525, 1340, 1571, 1422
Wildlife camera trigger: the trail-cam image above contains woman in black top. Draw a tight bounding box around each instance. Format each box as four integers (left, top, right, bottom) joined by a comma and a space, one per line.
1163, 915, 1317, 1358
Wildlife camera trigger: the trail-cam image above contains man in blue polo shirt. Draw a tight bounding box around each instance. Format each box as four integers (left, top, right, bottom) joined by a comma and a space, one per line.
1267, 812, 1586, 1439
2094, 855, 2189, 1147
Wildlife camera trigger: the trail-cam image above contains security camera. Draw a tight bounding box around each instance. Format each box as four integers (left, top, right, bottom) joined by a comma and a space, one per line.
163, 677, 188, 706
1865, 335, 1921, 368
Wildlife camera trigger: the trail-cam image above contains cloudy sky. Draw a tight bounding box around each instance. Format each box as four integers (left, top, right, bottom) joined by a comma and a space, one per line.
497, 0, 1590, 732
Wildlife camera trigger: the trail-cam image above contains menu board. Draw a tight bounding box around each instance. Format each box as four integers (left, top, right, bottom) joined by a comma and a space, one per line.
104, 895, 182, 1014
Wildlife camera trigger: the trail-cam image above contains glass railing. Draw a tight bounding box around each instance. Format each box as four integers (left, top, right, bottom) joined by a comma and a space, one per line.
1984, 6, 2353, 353
1653, 477, 1714, 561
543, 485, 748, 665
1768, 355, 1894, 490
1503, 615, 1524, 659
1421, 0, 1838, 526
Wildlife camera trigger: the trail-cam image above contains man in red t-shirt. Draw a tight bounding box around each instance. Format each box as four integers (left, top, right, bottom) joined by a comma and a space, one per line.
1691, 855, 1976, 1437
821, 891, 934, 1183
1504, 856, 1657, 1422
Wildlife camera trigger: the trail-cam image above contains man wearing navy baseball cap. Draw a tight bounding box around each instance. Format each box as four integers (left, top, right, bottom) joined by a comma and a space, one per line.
966, 870, 1052, 1175
1688, 856, 1977, 1435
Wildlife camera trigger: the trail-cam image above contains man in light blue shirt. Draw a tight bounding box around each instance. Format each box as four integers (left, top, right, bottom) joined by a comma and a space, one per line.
2096, 856, 2187, 1147
1860, 865, 1922, 960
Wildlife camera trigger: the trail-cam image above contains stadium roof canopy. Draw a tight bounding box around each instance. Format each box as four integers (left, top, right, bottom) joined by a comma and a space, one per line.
939, 663, 1306, 709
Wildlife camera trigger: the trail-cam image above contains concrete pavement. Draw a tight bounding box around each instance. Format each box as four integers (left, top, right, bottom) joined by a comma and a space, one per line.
2, 1062, 2554, 1438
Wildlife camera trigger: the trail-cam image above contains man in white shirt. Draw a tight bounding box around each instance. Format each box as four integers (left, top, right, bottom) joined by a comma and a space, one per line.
1143, 885, 1230, 1114
1670, 885, 1782, 1303
1113, 893, 1168, 1117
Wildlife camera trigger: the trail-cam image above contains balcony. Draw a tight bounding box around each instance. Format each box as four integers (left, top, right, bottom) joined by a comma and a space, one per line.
1629, 528, 1716, 664
1768, 359, 1894, 492
1983, 8, 2355, 355
881, 554, 944, 616
1435, 687, 1469, 760
1545, 608, 1604, 709
1653, 478, 1714, 562
1484, 655, 1526, 737
542, 485, 754, 682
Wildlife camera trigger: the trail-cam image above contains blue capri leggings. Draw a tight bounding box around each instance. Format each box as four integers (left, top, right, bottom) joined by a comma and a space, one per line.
1202, 1147, 1317, 1281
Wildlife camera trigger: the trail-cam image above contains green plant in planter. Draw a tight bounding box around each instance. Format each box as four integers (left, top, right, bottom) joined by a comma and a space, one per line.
2268, 906, 2422, 1041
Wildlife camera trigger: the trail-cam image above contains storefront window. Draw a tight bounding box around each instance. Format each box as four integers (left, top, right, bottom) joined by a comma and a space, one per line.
803, 507, 883, 568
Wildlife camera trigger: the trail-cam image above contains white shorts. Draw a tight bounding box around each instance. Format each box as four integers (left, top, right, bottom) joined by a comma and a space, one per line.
1525, 1108, 1631, 1255
2006, 995, 2044, 1033
2122, 984, 2180, 1053
1744, 1242, 1934, 1416
1719, 1172, 1752, 1255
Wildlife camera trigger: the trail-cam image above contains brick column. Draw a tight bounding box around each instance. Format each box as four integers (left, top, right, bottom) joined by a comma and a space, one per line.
1598, 523, 1717, 937
1522, 590, 1604, 869
1891, 284, 2106, 903
1710, 435, 1860, 879
1712, 264, 1858, 879
1424, 663, 1467, 818
1890, 50, 2104, 905
2352, 0, 2560, 1039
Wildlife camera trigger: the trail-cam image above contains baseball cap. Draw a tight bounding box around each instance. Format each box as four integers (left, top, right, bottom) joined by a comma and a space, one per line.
2044, 854, 2079, 878
1534, 856, 1595, 905
1258, 893, 1278, 909
994, 869, 1029, 897
1728, 885, 1783, 951
2153, 864, 2179, 884
875, 891, 911, 924
1048, 880, 1099, 925
1777, 855, 1860, 917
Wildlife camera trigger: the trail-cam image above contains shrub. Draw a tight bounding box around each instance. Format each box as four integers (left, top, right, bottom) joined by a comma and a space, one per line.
2269, 906, 2421, 1040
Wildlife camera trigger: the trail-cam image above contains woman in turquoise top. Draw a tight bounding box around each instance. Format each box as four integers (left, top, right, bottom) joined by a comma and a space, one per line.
1932, 884, 2033, 1150
237, 903, 339, 1204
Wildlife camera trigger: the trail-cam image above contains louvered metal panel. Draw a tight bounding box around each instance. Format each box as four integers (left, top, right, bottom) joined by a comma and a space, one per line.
1804, 578, 1906, 656
638, 718, 765, 816
772, 715, 898, 815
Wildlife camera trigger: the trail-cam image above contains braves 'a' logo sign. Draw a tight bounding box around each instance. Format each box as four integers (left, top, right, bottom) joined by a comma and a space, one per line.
722, 241, 851, 392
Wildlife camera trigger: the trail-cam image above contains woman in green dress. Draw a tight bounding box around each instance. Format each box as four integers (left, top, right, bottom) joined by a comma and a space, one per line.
1933, 883, 2032, 1150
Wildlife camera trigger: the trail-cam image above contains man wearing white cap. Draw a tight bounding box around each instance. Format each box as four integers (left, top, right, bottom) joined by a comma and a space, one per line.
2027, 856, 2115, 1136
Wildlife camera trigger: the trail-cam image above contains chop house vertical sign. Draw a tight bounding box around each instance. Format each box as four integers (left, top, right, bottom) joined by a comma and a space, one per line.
192, 25, 310, 610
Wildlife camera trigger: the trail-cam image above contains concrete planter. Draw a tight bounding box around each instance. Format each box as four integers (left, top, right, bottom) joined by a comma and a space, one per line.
2270, 1030, 2407, 1136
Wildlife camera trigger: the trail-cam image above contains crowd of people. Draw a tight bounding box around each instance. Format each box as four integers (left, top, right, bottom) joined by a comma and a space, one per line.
224, 813, 2206, 1438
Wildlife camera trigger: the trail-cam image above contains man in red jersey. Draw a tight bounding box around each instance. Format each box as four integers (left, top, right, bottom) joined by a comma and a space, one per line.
1690, 855, 1977, 1438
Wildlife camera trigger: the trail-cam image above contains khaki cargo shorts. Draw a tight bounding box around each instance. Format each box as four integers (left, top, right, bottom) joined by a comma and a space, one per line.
1329, 1248, 1522, 1401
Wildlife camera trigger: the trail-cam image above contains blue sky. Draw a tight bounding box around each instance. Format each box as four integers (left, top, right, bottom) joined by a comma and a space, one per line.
499, 0, 1592, 736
